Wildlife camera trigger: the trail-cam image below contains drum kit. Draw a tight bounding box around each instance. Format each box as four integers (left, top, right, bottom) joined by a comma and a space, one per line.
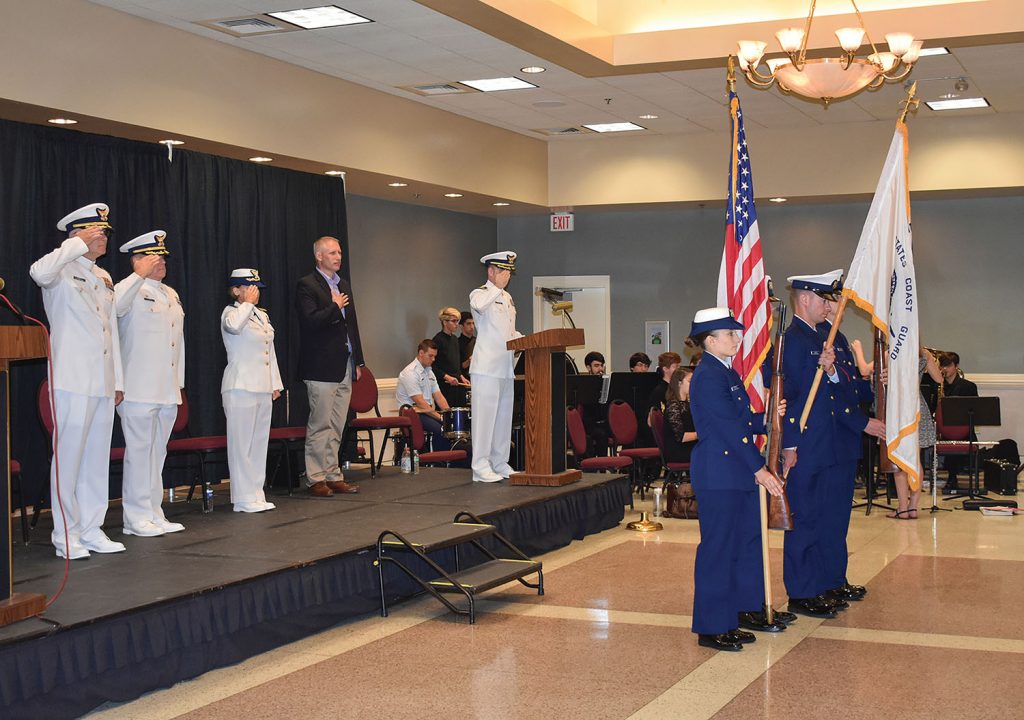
441, 407, 471, 442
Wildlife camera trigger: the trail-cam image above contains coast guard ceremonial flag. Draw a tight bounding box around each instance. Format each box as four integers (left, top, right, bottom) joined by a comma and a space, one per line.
842, 123, 921, 489
718, 89, 771, 415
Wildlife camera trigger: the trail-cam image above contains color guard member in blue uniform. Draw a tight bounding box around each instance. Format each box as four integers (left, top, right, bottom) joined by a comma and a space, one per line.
688, 308, 785, 652
781, 272, 851, 618
817, 276, 885, 604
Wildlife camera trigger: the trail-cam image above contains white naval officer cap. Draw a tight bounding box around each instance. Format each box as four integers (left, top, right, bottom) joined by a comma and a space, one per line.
787, 269, 843, 299
228, 268, 266, 287
57, 203, 112, 233
120, 231, 169, 256
480, 250, 517, 271
689, 307, 744, 338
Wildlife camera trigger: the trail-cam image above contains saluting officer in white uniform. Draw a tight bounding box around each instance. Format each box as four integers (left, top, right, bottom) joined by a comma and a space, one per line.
114, 231, 186, 537
469, 251, 522, 483
221, 268, 283, 513
29, 203, 126, 559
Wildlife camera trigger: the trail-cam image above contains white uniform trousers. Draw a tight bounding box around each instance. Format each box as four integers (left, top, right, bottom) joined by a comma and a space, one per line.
223, 390, 272, 505
117, 401, 177, 528
304, 360, 353, 486
470, 374, 514, 477
50, 390, 115, 551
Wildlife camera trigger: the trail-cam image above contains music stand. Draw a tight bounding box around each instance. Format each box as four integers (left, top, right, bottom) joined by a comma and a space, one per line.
853, 437, 896, 515
940, 396, 1001, 502
566, 374, 603, 409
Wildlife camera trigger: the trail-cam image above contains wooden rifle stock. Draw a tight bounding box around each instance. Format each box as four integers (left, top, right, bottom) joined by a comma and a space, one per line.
766, 303, 794, 531
874, 328, 897, 473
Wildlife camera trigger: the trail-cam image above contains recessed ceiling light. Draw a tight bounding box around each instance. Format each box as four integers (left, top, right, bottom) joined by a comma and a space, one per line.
387, 181, 408, 187
582, 122, 645, 133
268, 5, 371, 30
493, 202, 510, 206
639, 114, 659, 120
925, 97, 990, 111
768, 197, 788, 203
460, 77, 537, 92
249, 156, 273, 162
159, 139, 184, 146
520, 66, 546, 74
324, 170, 345, 176
48, 118, 77, 125
916, 47, 950, 57
444, 193, 463, 198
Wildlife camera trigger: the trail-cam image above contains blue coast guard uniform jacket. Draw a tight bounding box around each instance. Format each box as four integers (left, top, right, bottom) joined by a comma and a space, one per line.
819, 321, 872, 463
690, 355, 766, 492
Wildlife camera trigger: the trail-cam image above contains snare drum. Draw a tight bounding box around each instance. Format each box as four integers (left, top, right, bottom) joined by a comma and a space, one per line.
442, 407, 471, 440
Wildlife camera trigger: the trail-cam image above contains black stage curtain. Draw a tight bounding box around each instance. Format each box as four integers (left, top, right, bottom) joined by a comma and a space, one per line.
0, 119, 351, 502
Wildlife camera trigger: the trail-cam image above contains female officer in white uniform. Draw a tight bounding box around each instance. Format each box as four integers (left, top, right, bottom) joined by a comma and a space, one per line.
221, 268, 283, 513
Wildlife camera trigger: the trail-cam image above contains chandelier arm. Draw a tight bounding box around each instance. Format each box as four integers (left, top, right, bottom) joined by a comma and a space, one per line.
849, 0, 880, 56
867, 74, 886, 90
882, 63, 914, 82
746, 64, 776, 83
797, 0, 818, 65
742, 69, 777, 88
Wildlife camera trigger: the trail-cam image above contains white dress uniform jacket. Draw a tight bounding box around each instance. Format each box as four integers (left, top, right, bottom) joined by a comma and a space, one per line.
29, 236, 123, 396
115, 274, 185, 404
221, 302, 284, 393
469, 280, 521, 378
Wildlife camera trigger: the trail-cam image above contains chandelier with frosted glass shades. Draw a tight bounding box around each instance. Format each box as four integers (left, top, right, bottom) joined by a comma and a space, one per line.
736, 0, 921, 105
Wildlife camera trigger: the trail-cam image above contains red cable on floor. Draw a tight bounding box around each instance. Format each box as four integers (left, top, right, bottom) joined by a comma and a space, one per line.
0, 294, 70, 609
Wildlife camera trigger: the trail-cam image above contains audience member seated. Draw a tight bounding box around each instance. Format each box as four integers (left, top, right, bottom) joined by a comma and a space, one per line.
458, 310, 475, 374
584, 351, 606, 375
938, 351, 978, 493
396, 339, 452, 455
647, 351, 682, 417
663, 367, 697, 465
432, 306, 470, 407
629, 352, 651, 373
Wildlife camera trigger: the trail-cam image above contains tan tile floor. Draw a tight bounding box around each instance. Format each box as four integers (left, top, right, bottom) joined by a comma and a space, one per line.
86, 494, 1024, 720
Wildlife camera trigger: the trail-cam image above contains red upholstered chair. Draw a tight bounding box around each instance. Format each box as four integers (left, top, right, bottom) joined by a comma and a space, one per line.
606, 399, 661, 497
934, 400, 976, 490
398, 406, 467, 467
164, 389, 228, 512
344, 366, 410, 477
567, 406, 633, 475
649, 409, 690, 483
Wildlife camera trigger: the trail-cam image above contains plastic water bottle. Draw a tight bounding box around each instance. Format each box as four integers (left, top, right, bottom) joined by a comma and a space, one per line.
412, 450, 420, 475
652, 486, 663, 518
400, 447, 412, 474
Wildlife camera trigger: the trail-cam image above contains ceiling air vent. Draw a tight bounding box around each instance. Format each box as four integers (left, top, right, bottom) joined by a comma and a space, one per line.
533, 127, 594, 136
400, 83, 477, 97
197, 15, 298, 37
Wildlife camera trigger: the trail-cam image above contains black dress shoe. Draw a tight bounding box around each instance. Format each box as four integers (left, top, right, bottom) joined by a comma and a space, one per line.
737, 611, 787, 633
726, 629, 757, 644
773, 610, 798, 625
844, 583, 867, 599
826, 586, 861, 603
697, 633, 743, 651
788, 597, 838, 618
820, 593, 849, 611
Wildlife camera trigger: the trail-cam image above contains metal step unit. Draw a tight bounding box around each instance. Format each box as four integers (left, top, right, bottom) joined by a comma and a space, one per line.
375, 511, 544, 623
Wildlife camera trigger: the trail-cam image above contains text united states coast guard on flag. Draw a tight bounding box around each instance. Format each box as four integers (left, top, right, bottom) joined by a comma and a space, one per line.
842, 123, 921, 489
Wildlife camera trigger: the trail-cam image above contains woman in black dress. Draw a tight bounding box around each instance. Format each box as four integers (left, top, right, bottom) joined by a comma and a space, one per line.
663, 367, 697, 464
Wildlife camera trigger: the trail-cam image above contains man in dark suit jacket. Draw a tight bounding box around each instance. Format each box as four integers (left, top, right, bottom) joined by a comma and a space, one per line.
296, 236, 365, 497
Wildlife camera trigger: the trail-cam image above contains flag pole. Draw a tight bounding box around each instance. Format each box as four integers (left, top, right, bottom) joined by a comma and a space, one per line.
798, 81, 920, 431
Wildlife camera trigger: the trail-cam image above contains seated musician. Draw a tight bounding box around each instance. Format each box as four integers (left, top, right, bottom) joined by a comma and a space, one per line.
584, 351, 606, 375
432, 306, 470, 407
580, 351, 609, 455
938, 351, 978, 493
396, 339, 452, 454
629, 352, 651, 373
648, 351, 682, 417
663, 367, 697, 465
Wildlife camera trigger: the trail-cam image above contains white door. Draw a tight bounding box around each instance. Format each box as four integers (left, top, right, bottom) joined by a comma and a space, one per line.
532, 275, 611, 372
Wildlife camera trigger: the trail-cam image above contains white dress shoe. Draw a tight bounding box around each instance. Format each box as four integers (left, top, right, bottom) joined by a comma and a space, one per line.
55, 543, 90, 560
233, 501, 270, 513
122, 520, 166, 537
473, 471, 503, 483
492, 464, 514, 478
80, 534, 127, 554
154, 518, 186, 533
260, 501, 276, 511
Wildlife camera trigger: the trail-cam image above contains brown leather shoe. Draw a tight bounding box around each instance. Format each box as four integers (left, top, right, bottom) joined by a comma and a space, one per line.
327, 479, 360, 494
307, 481, 334, 497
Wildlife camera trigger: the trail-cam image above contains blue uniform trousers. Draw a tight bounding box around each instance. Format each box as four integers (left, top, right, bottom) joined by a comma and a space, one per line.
818, 461, 856, 591
692, 488, 764, 635
783, 463, 827, 599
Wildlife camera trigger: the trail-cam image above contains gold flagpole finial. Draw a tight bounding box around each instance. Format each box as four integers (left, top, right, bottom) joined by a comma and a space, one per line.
727, 55, 737, 93
898, 81, 919, 124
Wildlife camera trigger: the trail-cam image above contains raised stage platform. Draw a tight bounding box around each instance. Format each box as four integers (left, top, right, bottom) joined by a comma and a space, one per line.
0, 467, 630, 720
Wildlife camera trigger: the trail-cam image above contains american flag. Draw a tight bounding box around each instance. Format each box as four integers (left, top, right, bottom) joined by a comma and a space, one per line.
717, 89, 771, 413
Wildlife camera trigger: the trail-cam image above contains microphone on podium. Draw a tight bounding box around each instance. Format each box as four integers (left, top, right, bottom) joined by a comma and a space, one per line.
0, 276, 28, 321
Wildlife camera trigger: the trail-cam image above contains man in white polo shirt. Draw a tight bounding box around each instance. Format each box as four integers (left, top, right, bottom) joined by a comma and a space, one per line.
396, 339, 452, 453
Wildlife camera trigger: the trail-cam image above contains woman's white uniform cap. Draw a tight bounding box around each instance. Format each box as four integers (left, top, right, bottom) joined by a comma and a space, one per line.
690, 307, 744, 337
229, 268, 265, 287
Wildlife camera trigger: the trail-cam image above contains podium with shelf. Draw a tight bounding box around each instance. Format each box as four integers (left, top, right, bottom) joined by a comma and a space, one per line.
0, 325, 48, 625
507, 328, 585, 486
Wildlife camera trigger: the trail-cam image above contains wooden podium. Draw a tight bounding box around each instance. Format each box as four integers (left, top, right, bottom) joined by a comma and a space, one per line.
0, 326, 48, 626
507, 328, 585, 486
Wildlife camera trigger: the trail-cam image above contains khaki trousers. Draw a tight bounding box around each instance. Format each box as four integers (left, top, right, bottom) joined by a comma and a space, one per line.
304, 362, 353, 485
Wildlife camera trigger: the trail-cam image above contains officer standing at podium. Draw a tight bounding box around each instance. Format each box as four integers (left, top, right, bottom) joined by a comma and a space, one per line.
29, 203, 126, 559
469, 251, 521, 483
115, 231, 186, 537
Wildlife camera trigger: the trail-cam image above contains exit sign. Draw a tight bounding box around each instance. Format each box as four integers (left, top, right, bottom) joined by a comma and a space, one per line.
550, 212, 574, 232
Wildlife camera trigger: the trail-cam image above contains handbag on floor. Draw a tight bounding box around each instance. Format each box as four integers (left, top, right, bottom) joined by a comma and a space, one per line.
664, 482, 698, 519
